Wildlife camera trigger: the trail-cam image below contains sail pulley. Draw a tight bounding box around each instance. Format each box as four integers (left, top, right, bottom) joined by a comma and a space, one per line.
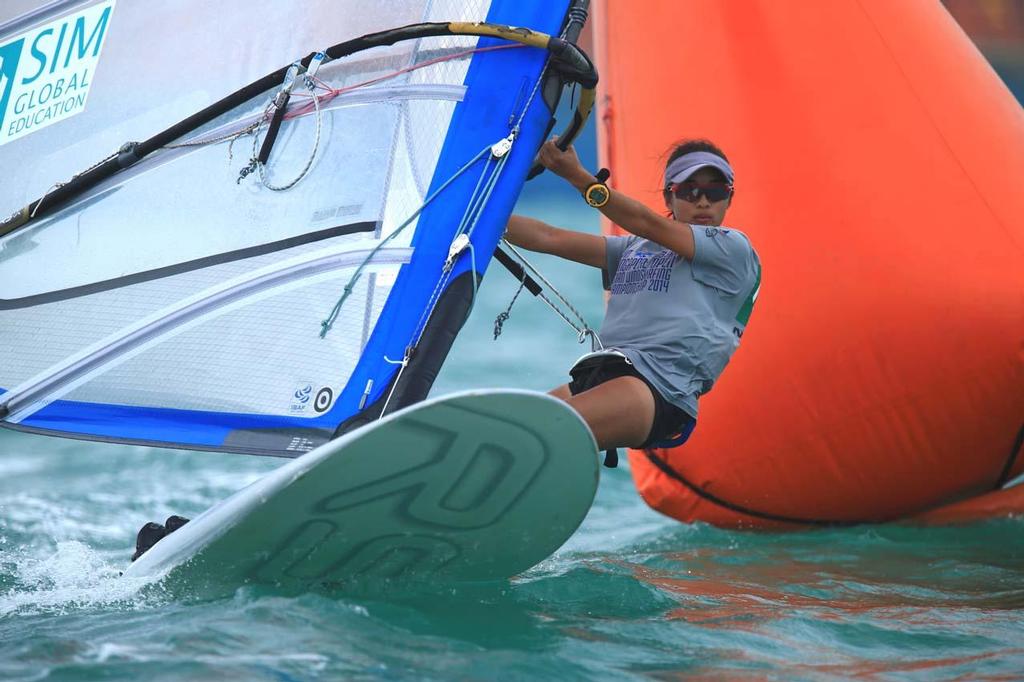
490, 132, 516, 159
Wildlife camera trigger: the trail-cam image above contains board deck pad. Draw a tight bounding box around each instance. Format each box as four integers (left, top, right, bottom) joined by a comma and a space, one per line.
124, 390, 598, 592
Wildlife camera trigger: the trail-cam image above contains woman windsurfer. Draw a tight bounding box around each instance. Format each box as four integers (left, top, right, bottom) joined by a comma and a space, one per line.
504, 139, 761, 461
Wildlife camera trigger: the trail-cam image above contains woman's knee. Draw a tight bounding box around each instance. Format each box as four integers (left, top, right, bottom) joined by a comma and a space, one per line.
548, 384, 572, 401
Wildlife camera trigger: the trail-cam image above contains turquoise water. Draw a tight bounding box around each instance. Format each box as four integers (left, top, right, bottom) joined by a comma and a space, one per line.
3, 199, 1023, 680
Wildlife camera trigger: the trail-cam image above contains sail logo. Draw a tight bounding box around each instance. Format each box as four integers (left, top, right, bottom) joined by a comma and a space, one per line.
313, 387, 333, 413
0, 0, 115, 147
291, 384, 313, 412
0, 40, 21, 136
290, 384, 334, 414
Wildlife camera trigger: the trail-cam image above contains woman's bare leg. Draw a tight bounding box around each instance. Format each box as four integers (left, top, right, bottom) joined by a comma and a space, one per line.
549, 384, 572, 400
549, 377, 654, 450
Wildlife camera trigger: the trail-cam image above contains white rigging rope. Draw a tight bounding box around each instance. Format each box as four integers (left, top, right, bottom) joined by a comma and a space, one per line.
495, 240, 602, 351
254, 70, 325, 192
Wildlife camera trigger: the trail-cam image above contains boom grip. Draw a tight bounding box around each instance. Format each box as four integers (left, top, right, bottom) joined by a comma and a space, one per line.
257, 99, 290, 166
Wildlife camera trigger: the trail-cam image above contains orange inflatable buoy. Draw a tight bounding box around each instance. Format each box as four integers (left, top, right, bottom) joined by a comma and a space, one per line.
591, 0, 1024, 527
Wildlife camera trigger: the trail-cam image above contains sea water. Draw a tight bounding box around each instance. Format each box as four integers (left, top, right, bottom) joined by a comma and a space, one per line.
2, 191, 1022, 681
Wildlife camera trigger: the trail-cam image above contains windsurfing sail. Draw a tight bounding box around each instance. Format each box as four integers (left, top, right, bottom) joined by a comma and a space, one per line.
0, 0, 596, 456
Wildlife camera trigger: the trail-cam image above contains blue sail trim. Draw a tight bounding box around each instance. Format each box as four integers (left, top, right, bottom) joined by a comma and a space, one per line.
7, 396, 335, 453
9, 1, 572, 454
333, 1, 570, 421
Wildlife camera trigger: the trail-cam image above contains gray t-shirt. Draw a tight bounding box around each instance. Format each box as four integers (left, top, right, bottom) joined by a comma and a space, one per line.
597, 225, 761, 418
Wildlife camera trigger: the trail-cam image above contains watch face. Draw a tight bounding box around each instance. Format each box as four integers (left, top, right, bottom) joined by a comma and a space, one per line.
588, 185, 609, 206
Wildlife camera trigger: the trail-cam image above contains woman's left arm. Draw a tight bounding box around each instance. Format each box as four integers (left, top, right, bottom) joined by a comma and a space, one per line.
538, 140, 696, 260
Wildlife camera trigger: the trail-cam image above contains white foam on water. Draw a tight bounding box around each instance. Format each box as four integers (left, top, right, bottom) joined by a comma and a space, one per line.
0, 540, 165, 617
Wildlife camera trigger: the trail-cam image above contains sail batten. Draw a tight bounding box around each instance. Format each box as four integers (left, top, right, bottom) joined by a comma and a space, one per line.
3, 245, 416, 424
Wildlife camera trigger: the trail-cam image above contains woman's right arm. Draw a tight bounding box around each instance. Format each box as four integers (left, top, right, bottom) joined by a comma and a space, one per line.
504, 215, 606, 269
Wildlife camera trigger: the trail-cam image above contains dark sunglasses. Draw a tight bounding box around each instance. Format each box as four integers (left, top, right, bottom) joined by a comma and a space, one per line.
668, 181, 733, 203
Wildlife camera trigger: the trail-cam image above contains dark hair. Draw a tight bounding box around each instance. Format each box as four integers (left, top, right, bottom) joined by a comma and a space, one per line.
661, 138, 733, 213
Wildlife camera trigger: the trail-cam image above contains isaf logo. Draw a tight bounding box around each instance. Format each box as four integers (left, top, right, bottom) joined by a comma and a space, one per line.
290, 384, 334, 413
293, 384, 313, 405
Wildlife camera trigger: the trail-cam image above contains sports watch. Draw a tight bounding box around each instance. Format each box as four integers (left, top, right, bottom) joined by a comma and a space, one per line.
583, 168, 612, 208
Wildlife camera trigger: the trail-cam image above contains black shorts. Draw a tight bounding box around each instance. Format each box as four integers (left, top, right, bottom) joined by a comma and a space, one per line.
568, 354, 695, 449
